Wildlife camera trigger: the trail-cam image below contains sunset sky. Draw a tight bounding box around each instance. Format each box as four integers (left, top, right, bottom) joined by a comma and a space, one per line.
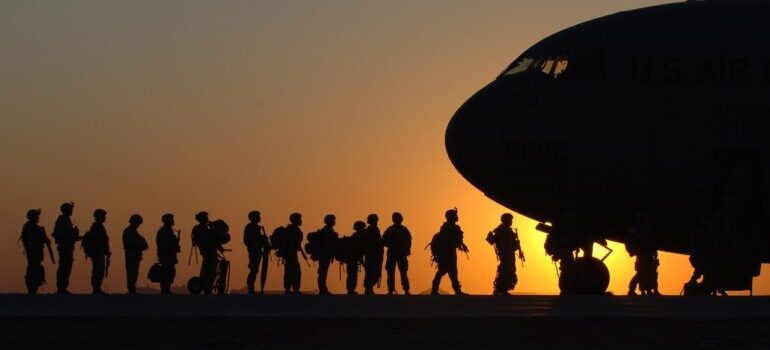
2, 0, 767, 295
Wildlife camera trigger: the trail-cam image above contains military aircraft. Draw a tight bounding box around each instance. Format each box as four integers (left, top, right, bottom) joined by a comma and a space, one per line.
445, 0, 770, 294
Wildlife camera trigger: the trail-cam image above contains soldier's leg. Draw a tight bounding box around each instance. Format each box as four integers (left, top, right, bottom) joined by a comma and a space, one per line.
292, 258, 302, 292
493, 262, 503, 294
161, 263, 174, 293
126, 256, 139, 293
363, 259, 375, 293
259, 252, 269, 293
448, 261, 462, 294
246, 253, 258, 293
431, 264, 446, 294
25, 262, 34, 294
25, 259, 39, 295
283, 259, 291, 293
398, 256, 410, 293
201, 256, 218, 293
91, 255, 105, 293
385, 256, 396, 293
318, 258, 330, 293
57, 249, 73, 292
346, 263, 358, 293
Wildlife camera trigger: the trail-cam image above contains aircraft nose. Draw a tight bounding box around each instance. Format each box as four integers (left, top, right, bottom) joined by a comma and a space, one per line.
445, 79, 514, 185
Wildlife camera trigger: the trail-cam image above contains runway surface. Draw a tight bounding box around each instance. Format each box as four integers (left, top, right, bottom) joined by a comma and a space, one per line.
1, 294, 769, 350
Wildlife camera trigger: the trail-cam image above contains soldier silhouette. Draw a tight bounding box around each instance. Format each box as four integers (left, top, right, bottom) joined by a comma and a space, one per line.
283, 213, 306, 294
243, 211, 270, 295
20, 209, 53, 295
82, 209, 111, 295
626, 213, 660, 296
430, 209, 468, 296
156, 213, 180, 294
52, 202, 80, 294
543, 212, 580, 295
192, 211, 221, 294
382, 212, 412, 295
313, 214, 339, 295
362, 214, 383, 295
123, 214, 148, 294
487, 213, 525, 295
340, 221, 366, 295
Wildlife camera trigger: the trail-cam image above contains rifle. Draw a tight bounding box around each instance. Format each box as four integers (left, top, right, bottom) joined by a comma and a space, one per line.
300, 248, 311, 268
42, 227, 56, 264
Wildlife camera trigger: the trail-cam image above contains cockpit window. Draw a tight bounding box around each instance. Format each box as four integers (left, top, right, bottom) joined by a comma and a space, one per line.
500, 50, 603, 81
542, 56, 569, 78
502, 55, 569, 78
503, 57, 538, 76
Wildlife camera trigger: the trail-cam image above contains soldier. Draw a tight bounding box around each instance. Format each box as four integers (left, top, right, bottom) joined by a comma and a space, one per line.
282, 213, 306, 294
315, 214, 339, 295
543, 212, 579, 295
487, 213, 525, 295
192, 211, 221, 294
430, 209, 468, 296
52, 202, 80, 294
626, 213, 660, 295
156, 213, 180, 294
122, 214, 148, 294
20, 209, 53, 295
382, 212, 412, 295
362, 214, 383, 295
342, 221, 367, 295
82, 209, 111, 295
243, 210, 270, 295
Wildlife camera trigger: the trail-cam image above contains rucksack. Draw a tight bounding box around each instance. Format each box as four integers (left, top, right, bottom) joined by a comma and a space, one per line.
335, 236, 359, 264
270, 226, 287, 258
81, 231, 96, 257
147, 263, 163, 283
305, 230, 321, 261
429, 231, 453, 262
210, 219, 231, 245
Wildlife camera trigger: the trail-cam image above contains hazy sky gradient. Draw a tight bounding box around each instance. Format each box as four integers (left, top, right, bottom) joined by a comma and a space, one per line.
2, 0, 767, 295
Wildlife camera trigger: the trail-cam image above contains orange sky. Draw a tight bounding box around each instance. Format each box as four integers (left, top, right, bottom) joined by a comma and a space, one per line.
1, 0, 768, 295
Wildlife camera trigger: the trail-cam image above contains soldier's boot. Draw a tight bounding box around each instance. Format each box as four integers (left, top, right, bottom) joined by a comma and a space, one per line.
431, 278, 440, 295
452, 280, 465, 296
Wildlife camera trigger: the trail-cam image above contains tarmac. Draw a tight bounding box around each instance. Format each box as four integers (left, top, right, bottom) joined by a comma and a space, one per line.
1, 294, 769, 350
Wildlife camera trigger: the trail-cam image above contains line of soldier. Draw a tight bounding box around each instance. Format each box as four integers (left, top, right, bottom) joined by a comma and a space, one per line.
21, 203, 529, 296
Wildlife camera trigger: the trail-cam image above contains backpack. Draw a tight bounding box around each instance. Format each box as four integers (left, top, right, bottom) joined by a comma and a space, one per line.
270, 226, 287, 258
305, 230, 321, 261
81, 231, 96, 257
137, 234, 149, 251
335, 236, 359, 264
147, 263, 163, 283
210, 219, 231, 245
429, 231, 453, 262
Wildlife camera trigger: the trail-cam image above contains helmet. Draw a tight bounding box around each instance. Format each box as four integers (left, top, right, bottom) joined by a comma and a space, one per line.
129, 214, 143, 225
289, 212, 302, 225
93, 209, 107, 219
195, 211, 209, 223
161, 213, 174, 225
26, 209, 41, 220
60, 202, 74, 212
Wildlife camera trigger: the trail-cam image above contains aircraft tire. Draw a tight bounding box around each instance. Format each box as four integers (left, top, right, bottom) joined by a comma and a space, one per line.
573, 257, 610, 295
187, 277, 203, 294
